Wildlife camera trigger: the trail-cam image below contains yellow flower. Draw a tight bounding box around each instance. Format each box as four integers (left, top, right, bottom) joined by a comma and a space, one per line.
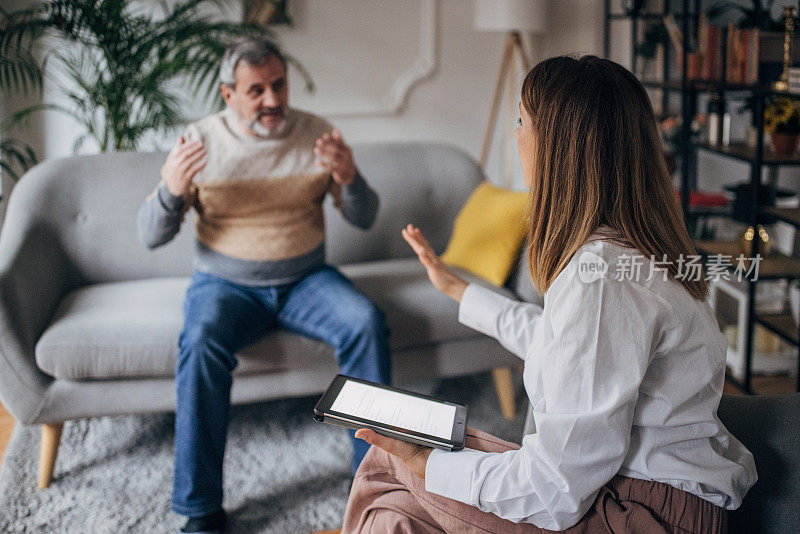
765, 97, 800, 133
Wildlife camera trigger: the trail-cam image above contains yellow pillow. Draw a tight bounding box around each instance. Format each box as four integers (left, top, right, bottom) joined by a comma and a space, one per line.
441, 181, 529, 286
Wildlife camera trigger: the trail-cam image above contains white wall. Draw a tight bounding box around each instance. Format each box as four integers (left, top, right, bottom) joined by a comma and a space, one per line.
0, 0, 610, 228
270, 0, 605, 189
7, 0, 771, 228
13, 1, 794, 251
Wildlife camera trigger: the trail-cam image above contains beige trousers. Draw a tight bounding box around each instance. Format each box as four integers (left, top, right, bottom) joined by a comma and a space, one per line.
342, 427, 727, 534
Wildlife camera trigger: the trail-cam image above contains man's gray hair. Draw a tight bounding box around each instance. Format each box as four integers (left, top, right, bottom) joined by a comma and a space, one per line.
219, 36, 286, 88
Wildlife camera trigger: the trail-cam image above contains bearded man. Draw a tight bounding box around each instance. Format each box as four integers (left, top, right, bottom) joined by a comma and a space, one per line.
137, 37, 391, 534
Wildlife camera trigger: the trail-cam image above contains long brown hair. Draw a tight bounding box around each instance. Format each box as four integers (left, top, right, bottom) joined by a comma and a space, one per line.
522, 55, 708, 300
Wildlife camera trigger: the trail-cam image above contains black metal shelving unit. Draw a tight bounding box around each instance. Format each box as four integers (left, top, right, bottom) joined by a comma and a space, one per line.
604, 0, 800, 393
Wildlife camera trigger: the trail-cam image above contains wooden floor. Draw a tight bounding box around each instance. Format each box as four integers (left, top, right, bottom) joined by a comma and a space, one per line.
0, 401, 13, 461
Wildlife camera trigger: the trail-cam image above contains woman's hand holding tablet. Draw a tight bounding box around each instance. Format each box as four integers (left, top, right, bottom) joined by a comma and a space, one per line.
314, 375, 468, 477
354, 428, 432, 479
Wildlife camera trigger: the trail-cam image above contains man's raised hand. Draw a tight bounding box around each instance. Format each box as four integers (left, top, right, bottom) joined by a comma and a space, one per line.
161, 136, 207, 197
315, 129, 356, 185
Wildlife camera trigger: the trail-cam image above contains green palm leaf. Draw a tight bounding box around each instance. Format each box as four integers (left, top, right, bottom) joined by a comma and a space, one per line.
0, 49, 43, 95
1, 0, 313, 156
0, 138, 38, 182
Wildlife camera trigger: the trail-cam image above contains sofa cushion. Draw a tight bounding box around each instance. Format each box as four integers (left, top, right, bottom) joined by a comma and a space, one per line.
440, 181, 529, 286
35, 259, 512, 380
344, 259, 510, 350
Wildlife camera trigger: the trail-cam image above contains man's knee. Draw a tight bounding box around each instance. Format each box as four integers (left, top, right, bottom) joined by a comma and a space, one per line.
337, 299, 391, 382
346, 300, 389, 340
338, 301, 390, 364
178, 322, 237, 372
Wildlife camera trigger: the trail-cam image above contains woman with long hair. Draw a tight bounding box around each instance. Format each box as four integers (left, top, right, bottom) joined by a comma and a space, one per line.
341, 55, 757, 533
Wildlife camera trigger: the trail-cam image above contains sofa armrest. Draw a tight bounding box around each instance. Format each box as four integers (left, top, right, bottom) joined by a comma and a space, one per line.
0, 220, 78, 423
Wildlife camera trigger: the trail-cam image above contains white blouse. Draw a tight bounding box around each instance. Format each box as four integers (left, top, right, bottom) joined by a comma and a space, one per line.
425, 238, 757, 531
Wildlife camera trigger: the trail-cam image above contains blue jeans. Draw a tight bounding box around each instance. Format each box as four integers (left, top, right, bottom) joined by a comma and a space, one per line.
171, 265, 391, 517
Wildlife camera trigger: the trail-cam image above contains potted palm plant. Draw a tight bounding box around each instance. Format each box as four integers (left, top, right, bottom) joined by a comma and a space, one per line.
0, 0, 312, 153
0, 42, 40, 182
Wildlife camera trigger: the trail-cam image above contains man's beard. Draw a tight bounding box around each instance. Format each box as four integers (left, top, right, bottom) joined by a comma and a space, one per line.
243, 107, 288, 137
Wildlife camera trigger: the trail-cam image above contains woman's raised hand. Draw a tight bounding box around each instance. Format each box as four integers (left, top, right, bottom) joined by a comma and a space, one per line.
402, 224, 468, 303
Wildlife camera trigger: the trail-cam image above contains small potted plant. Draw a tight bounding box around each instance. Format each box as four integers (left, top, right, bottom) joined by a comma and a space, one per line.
658, 114, 706, 175
764, 96, 800, 156
634, 20, 669, 80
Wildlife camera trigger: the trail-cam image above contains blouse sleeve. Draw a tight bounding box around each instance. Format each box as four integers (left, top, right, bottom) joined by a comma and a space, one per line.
426, 264, 665, 530
457, 283, 544, 360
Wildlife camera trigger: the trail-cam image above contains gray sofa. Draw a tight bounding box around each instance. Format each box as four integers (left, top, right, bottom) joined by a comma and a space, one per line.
717, 393, 800, 534
0, 142, 533, 489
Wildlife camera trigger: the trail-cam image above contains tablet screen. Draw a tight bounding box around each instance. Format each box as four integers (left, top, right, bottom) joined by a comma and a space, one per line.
330, 379, 457, 439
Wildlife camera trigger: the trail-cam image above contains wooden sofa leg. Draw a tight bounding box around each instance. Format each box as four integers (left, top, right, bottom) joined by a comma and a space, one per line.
38, 422, 64, 489
492, 367, 516, 420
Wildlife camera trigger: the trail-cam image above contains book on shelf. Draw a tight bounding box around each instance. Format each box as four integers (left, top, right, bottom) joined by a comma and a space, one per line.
678, 14, 797, 85
725, 25, 752, 85
663, 13, 684, 58
673, 190, 730, 209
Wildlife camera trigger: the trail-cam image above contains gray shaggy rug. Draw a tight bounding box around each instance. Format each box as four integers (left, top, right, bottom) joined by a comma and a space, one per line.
0, 372, 526, 533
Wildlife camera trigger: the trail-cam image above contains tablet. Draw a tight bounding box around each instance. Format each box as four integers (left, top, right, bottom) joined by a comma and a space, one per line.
314, 375, 467, 451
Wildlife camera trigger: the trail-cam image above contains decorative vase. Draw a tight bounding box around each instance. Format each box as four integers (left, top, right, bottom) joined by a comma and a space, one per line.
638, 56, 656, 81
770, 132, 800, 156
745, 124, 759, 148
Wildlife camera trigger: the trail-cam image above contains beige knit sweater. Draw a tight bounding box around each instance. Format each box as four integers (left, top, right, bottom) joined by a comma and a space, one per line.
138, 107, 379, 285
183, 107, 341, 262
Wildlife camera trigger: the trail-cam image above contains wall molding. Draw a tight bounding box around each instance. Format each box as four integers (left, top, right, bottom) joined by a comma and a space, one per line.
372, 0, 438, 116
300, 0, 438, 117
